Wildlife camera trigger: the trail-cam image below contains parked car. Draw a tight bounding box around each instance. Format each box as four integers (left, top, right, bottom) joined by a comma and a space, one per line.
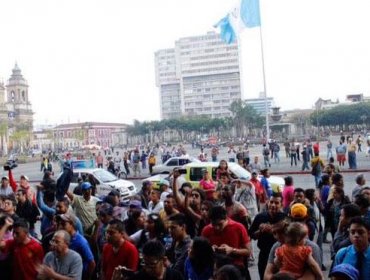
144, 162, 284, 193
60, 167, 137, 200
181, 162, 284, 192
151, 156, 200, 175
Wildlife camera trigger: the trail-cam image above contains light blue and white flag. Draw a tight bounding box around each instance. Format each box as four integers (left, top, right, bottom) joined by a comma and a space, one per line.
214, 14, 237, 44
240, 0, 261, 28
215, 0, 261, 44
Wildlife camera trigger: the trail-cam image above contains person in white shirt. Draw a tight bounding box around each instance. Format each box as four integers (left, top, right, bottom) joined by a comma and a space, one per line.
148, 189, 164, 214
0, 176, 14, 196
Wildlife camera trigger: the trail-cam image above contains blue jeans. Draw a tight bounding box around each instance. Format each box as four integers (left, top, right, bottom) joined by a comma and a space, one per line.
348, 152, 357, 169
314, 173, 322, 187
302, 160, 309, 171
263, 156, 270, 168
326, 148, 333, 160
290, 154, 297, 166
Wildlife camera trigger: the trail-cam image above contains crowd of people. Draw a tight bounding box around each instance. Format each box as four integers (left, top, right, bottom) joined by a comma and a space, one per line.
0, 143, 369, 280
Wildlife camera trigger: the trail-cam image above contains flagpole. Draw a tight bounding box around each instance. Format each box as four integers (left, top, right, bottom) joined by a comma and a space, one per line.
259, 24, 270, 142
237, 34, 245, 100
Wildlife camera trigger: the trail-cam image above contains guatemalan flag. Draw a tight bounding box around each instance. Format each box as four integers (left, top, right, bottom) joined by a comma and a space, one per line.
214, 0, 261, 44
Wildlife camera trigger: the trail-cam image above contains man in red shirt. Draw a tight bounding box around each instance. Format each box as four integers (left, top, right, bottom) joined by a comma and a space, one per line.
101, 219, 139, 280
202, 206, 251, 279
313, 141, 320, 155
250, 171, 265, 211
0, 217, 44, 280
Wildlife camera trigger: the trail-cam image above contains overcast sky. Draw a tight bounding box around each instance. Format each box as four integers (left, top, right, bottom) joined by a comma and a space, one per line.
1, 0, 369, 126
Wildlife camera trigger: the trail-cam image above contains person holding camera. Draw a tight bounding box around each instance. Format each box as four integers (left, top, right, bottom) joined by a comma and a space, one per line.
7, 168, 36, 205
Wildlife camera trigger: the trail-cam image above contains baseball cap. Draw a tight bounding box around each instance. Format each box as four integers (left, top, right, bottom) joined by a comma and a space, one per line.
159, 179, 170, 186
329, 264, 359, 280
129, 200, 142, 210
57, 213, 77, 226
1, 176, 9, 181
20, 175, 29, 181
81, 182, 92, 191
108, 190, 120, 197
99, 203, 114, 216
290, 203, 308, 219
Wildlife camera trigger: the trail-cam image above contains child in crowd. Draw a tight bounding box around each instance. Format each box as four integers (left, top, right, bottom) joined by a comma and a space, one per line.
274, 222, 324, 280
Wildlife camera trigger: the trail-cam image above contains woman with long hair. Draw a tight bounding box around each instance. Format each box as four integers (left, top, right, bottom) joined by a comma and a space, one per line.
216, 160, 230, 180
128, 213, 166, 252
124, 209, 146, 236
184, 237, 214, 280
199, 170, 216, 201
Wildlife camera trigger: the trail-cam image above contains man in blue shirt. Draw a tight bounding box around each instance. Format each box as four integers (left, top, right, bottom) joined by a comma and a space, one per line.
36, 187, 84, 235
260, 169, 272, 199
57, 213, 95, 280
334, 216, 370, 280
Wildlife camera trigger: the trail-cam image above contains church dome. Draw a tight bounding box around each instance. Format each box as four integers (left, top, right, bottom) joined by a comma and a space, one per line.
6, 63, 28, 87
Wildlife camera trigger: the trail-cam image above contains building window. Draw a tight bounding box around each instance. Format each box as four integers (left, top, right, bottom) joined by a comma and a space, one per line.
22, 91, 26, 101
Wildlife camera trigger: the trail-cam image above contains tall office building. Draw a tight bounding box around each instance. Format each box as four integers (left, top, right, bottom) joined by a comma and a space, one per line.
245, 97, 274, 115
155, 31, 241, 119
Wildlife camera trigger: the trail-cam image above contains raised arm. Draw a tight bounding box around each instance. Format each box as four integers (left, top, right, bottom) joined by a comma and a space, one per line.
8, 170, 17, 192
172, 176, 184, 208
36, 188, 56, 217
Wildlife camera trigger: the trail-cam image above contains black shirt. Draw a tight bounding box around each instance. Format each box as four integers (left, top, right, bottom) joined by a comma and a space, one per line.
249, 211, 286, 254
129, 268, 184, 280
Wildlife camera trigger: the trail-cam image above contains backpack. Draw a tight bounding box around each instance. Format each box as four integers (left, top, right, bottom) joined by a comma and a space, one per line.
311, 161, 321, 176
263, 148, 270, 156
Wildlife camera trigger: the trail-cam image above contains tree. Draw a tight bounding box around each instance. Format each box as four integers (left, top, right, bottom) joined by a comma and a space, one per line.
9, 130, 31, 153
229, 100, 264, 137
310, 102, 370, 128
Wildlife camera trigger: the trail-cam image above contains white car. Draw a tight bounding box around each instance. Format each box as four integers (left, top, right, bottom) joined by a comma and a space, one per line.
65, 168, 137, 200
152, 156, 200, 175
